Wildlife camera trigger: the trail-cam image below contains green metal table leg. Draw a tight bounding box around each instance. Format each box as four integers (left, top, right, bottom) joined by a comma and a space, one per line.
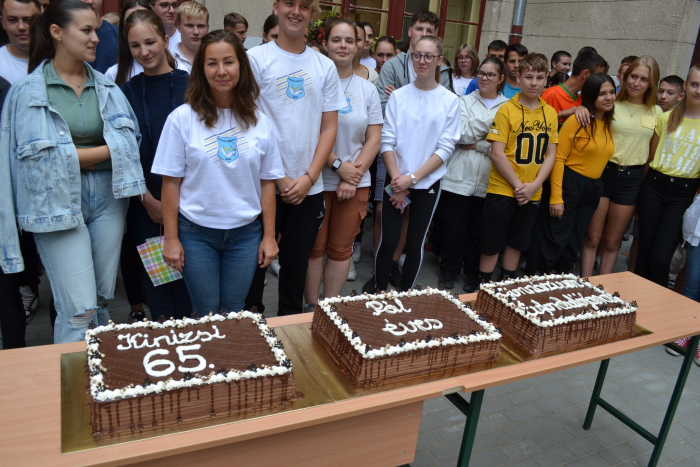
582, 335, 700, 467
583, 358, 610, 430
648, 334, 700, 466
445, 389, 485, 467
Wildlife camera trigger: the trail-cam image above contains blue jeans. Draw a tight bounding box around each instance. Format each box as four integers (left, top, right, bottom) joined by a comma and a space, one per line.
33, 170, 128, 343
178, 215, 261, 313
684, 244, 700, 302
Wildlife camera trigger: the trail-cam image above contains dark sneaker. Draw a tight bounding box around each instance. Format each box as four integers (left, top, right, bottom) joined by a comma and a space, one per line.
389, 263, 402, 288
129, 309, 147, 323
438, 274, 454, 290
463, 280, 480, 293
362, 275, 376, 294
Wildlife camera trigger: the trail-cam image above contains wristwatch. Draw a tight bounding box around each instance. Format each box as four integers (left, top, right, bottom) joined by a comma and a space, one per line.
410, 173, 418, 185
331, 158, 343, 171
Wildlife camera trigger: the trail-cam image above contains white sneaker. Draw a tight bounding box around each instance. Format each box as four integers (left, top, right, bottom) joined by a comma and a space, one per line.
269, 258, 281, 277
398, 253, 406, 270
352, 242, 362, 263
20, 286, 39, 324
347, 261, 357, 281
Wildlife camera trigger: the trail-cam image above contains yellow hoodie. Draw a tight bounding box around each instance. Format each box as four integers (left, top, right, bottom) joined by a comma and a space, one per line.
486, 93, 559, 201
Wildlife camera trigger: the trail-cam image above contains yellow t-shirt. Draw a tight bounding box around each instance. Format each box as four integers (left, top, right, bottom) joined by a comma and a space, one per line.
649, 111, 700, 178
550, 116, 615, 204
486, 94, 559, 201
608, 101, 661, 166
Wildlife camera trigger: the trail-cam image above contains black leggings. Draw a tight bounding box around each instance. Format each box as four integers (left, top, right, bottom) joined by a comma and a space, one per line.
375, 177, 440, 291
438, 191, 484, 284
635, 169, 699, 286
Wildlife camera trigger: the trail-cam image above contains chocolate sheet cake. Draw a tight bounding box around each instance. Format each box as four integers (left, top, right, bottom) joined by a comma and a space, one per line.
86, 311, 296, 436
476, 274, 637, 357
311, 288, 501, 387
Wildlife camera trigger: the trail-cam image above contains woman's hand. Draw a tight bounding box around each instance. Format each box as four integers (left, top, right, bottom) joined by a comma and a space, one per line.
142, 196, 163, 224
281, 174, 313, 205
574, 106, 591, 127
336, 181, 356, 201
163, 237, 185, 272
390, 191, 408, 214
258, 236, 278, 268
337, 160, 363, 186
389, 174, 412, 193
549, 203, 564, 219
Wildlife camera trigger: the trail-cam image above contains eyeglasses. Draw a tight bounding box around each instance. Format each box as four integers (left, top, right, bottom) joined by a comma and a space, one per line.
477, 71, 498, 80
410, 53, 439, 63
456, 56, 473, 62
157, 2, 178, 10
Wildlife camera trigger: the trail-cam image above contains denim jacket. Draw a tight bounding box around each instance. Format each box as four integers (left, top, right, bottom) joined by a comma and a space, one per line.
0, 61, 146, 273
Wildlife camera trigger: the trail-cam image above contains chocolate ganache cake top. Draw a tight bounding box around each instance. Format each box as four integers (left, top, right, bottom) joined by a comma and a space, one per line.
86, 311, 292, 403
318, 288, 501, 359
479, 274, 637, 327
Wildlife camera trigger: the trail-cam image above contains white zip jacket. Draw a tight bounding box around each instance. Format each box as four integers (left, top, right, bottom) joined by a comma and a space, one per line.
442, 90, 508, 198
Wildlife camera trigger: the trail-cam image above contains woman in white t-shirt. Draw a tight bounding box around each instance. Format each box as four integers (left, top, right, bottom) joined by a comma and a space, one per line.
452, 44, 478, 96
155, 30, 284, 314
303, 19, 382, 306
370, 36, 460, 293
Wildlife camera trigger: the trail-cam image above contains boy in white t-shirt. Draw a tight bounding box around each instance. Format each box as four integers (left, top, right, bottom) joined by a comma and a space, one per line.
168, 1, 209, 74
246, 0, 345, 315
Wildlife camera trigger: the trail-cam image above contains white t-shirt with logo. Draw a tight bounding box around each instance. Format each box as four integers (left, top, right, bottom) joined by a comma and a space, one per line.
452, 76, 473, 96
152, 104, 285, 229
322, 75, 383, 191
247, 42, 345, 196
0, 45, 28, 84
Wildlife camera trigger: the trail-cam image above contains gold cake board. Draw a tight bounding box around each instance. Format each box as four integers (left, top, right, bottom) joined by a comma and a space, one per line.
61, 319, 652, 454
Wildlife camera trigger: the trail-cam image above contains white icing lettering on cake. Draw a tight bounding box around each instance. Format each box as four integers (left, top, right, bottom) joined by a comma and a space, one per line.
501, 280, 583, 299
366, 299, 411, 316
382, 318, 443, 335
117, 325, 225, 350
142, 344, 208, 377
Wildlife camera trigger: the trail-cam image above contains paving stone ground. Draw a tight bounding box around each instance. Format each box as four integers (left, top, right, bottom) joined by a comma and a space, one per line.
7, 214, 700, 466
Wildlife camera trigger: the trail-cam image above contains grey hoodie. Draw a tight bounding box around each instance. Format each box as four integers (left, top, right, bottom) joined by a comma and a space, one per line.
376, 51, 453, 113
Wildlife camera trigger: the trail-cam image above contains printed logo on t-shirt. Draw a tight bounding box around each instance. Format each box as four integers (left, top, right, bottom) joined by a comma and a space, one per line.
277, 71, 313, 104
217, 136, 239, 163
339, 92, 359, 115
657, 126, 700, 175
205, 127, 249, 166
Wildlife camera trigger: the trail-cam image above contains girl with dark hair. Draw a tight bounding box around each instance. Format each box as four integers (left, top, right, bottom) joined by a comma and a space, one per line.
370, 36, 460, 292
120, 10, 191, 321
351, 21, 378, 85
0, 0, 145, 343
452, 44, 478, 95
373, 36, 396, 74
636, 66, 700, 287
359, 22, 375, 69
104, 0, 150, 84
576, 56, 661, 276
303, 19, 382, 308
155, 30, 283, 313
437, 56, 507, 291
261, 14, 279, 44
527, 73, 616, 275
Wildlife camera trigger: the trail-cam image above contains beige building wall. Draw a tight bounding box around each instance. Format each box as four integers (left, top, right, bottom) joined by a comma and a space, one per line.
479, 0, 699, 77
200, 0, 271, 46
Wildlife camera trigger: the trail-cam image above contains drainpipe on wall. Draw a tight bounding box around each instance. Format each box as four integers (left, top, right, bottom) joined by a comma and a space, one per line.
510, 0, 527, 44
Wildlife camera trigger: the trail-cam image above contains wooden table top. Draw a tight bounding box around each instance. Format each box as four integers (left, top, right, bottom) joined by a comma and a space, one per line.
2, 272, 698, 466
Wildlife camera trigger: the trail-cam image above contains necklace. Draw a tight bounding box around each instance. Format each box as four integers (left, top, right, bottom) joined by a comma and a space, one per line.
623, 101, 643, 118
57, 72, 87, 89
343, 74, 354, 94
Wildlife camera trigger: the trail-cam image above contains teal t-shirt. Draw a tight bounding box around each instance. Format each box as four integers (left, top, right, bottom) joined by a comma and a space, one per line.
503, 81, 521, 99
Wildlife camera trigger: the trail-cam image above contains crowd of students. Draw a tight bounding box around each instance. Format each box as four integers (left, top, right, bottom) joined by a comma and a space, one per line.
0, 0, 699, 364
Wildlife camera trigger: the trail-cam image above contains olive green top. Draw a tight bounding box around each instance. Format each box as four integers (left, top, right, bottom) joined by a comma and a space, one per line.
43, 60, 111, 170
